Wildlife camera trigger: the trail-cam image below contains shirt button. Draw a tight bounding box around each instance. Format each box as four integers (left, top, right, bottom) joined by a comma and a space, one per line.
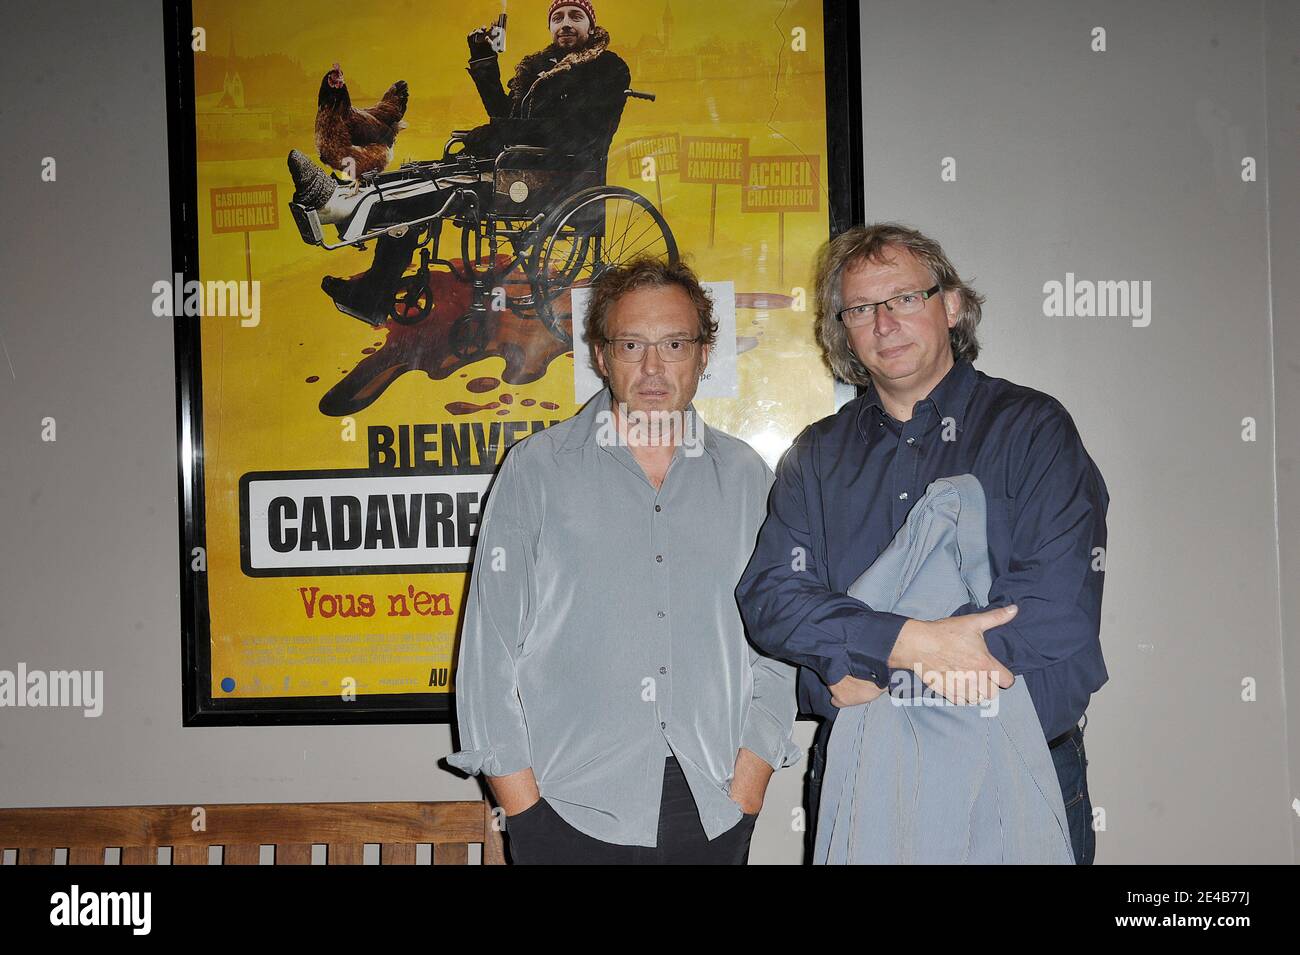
659, 666, 667, 674
899, 492, 909, 500
655, 554, 663, 562
654, 505, 662, 512
906, 437, 916, 446
657, 610, 666, 618
660, 721, 666, 729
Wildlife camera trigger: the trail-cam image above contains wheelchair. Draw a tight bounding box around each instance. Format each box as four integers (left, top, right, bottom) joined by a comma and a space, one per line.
287, 93, 677, 357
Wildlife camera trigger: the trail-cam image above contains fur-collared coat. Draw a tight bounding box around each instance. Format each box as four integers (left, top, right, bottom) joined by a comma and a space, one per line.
464, 26, 631, 170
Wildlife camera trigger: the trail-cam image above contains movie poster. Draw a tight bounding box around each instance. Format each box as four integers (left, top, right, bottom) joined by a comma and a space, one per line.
169, 0, 853, 722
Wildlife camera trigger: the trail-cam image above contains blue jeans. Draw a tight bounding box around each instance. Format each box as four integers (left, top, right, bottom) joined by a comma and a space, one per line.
1049, 716, 1096, 865
807, 715, 1095, 864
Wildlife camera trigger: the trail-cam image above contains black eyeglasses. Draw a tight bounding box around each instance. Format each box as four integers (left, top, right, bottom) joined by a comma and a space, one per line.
837, 284, 942, 328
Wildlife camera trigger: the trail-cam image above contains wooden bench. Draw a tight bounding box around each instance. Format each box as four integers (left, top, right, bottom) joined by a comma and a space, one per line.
0, 800, 505, 865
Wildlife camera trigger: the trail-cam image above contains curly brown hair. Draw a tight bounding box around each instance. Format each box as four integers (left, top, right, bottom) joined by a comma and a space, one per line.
583, 257, 719, 379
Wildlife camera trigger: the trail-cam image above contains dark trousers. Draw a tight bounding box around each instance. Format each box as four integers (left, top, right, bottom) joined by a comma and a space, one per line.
505, 756, 758, 864
805, 713, 1096, 865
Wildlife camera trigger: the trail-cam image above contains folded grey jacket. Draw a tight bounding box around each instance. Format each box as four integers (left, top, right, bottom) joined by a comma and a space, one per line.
814, 474, 1076, 865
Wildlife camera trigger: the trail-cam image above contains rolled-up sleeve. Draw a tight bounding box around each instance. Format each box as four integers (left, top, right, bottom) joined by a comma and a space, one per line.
951, 401, 1109, 673
739, 641, 803, 770
736, 430, 909, 689
447, 451, 536, 778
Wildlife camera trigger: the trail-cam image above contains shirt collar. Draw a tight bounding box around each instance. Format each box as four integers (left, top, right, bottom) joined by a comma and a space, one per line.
856, 358, 978, 441
558, 385, 720, 460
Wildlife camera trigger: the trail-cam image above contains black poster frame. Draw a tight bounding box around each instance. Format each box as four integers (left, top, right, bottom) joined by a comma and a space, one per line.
164, 0, 865, 726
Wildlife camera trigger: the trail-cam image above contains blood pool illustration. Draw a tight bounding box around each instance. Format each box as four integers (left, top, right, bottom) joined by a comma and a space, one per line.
317, 256, 574, 417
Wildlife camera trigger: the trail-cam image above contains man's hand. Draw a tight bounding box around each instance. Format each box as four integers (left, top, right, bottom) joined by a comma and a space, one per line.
727, 747, 774, 815
485, 767, 541, 816
887, 605, 1018, 705
828, 673, 887, 708
467, 26, 497, 59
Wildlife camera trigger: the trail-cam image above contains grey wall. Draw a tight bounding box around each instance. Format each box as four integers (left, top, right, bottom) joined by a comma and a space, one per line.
1266, 0, 1300, 865
0, 0, 1295, 864
0, 0, 479, 864
857, 0, 1297, 862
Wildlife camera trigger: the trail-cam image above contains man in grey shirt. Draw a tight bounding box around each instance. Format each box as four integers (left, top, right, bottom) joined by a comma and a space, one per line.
448, 257, 800, 864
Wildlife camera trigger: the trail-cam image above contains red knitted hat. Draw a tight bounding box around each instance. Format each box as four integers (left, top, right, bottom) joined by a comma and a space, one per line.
548, 0, 595, 27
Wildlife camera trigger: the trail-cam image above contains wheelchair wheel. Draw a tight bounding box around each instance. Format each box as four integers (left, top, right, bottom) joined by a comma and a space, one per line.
390, 246, 433, 326
531, 186, 678, 347
448, 311, 489, 361
390, 273, 433, 326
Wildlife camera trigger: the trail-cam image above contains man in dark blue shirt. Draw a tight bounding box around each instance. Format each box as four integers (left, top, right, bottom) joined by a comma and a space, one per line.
736, 223, 1108, 864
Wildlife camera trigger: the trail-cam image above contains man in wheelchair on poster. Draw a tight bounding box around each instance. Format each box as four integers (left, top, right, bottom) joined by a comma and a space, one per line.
287, 0, 665, 336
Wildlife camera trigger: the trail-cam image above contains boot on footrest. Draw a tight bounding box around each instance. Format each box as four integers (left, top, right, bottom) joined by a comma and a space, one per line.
321, 274, 391, 327
319, 229, 421, 326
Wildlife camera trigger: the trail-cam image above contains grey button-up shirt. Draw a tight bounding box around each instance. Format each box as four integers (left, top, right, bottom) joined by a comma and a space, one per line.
447, 386, 801, 846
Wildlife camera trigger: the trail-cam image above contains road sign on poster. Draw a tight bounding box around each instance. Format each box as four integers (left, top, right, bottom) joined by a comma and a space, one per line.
741, 155, 819, 283
680, 136, 749, 246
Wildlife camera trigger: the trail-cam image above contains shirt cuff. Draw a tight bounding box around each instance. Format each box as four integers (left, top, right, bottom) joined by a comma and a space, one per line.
446, 744, 531, 779
739, 709, 804, 771
821, 611, 910, 688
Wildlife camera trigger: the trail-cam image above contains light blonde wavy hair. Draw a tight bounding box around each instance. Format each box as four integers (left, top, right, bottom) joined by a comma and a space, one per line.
813, 223, 984, 386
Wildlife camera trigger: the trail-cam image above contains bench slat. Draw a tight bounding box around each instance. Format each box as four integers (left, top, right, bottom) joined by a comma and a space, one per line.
0, 801, 504, 865
223, 844, 261, 865
327, 843, 363, 865
0, 802, 485, 846
381, 843, 416, 865
276, 843, 313, 865
172, 845, 208, 865
434, 843, 469, 865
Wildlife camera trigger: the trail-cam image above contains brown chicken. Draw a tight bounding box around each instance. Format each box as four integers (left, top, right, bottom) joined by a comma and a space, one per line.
315, 63, 408, 183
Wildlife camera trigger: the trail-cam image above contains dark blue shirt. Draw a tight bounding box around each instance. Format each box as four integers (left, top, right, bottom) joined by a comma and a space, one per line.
735, 358, 1109, 742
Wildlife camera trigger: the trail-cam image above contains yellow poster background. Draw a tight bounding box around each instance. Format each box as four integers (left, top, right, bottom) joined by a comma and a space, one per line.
190, 0, 835, 704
